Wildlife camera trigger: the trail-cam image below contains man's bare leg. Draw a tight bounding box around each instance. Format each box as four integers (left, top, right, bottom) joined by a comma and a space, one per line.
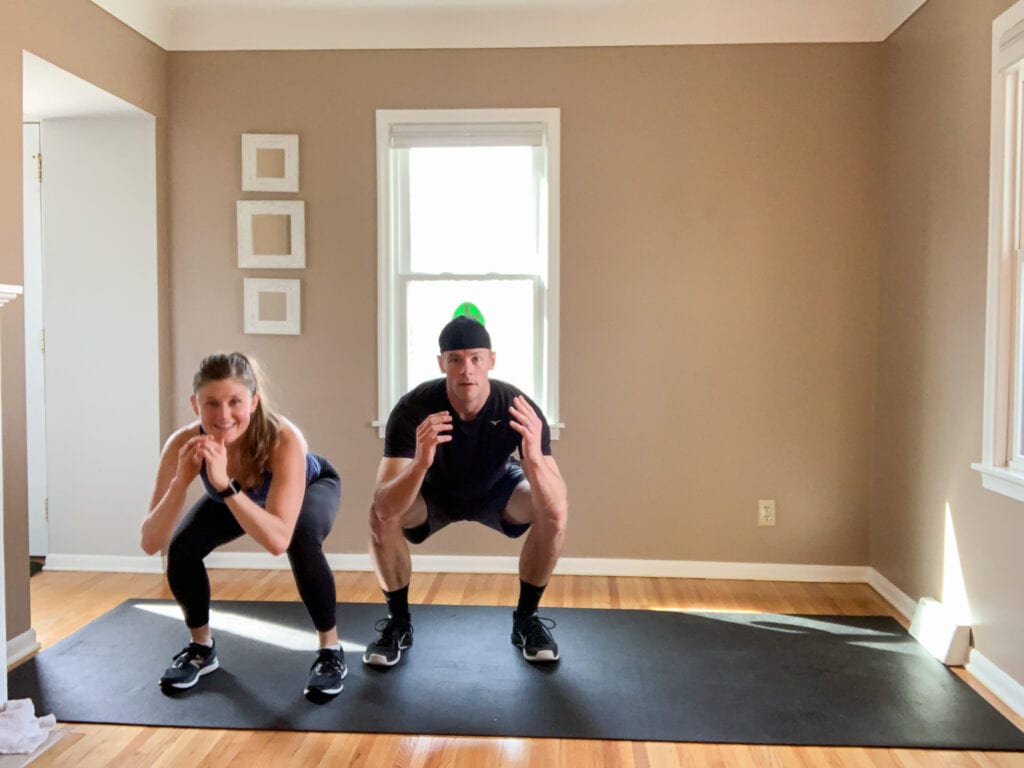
369, 495, 426, 591
504, 482, 569, 661
364, 496, 427, 666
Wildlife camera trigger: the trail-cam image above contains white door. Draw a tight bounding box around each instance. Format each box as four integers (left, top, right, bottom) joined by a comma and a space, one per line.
23, 122, 48, 558
40, 116, 159, 559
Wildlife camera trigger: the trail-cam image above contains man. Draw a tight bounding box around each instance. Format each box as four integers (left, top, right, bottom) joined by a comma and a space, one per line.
365, 314, 569, 666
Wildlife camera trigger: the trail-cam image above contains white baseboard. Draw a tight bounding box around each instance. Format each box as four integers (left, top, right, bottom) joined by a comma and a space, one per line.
967, 648, 1024, 719
6, 628, 39, 666
864, 572, 1024, 720
554, 559, 871, 581
44, 553, 164, 573
45, 552, 874, 582
865, 568, 917, 620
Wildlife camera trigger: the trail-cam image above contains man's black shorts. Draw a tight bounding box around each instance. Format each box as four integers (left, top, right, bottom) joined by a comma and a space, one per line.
403, 459, 531, 544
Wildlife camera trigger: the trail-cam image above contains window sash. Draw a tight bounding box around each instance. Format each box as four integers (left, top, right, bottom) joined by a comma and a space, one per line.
397, 145, 547, 277
389, 121, 546, 148
1013, 249, 1024, 470
400, 274, 544, 399
375, 108, 561, 438
1010, 70, 1024, 470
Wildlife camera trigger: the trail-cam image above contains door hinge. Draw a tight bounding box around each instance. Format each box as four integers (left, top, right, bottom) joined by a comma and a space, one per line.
36, 153, 42, 183
44, 497, 49, 522
40, 328, 45, 353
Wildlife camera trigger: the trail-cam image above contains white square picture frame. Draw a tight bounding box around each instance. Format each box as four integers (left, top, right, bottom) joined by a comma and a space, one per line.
241, 133, 299, 192
244, 278, 301, 335
237, 200, 306, 269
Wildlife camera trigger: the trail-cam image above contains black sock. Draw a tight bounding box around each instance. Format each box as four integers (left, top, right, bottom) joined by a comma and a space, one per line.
384, 586, 411, 623
517, 579, 547, 616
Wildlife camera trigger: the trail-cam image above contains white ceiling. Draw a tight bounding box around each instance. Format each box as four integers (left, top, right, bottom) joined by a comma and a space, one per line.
89, 0, 929, 51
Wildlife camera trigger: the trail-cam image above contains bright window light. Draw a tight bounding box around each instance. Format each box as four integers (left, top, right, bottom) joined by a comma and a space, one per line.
406, 279, 535, 394
409, 146, 539, 275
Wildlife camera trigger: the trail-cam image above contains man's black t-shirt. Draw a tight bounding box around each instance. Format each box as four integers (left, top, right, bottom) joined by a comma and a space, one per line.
384, 378, 552, 503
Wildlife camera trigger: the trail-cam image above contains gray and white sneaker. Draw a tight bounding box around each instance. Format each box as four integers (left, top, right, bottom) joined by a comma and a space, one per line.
159, 640, 219, 689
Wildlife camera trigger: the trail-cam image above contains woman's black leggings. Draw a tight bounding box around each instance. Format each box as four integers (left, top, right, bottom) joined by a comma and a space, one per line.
166, 457, 341, 632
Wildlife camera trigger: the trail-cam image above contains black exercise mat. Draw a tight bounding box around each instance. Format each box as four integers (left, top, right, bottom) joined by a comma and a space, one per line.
9, 599, 1024, 749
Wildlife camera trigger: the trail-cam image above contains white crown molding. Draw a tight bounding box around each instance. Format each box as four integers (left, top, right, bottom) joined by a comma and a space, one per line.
89, 0, 174, 50
89, 0, 929, 52
873, 0, 929, 41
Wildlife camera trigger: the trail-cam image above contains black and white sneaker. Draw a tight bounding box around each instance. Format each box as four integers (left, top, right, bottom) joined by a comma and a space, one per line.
159, 640, 219, 689
304, 647, 347, 696
362, 616, 413, 667
511, 611, 560, 662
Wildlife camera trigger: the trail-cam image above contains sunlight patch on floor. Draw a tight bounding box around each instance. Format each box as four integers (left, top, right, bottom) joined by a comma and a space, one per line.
650, 607, 761, 615
689, 612, 898, 638
846, 640, 920, 656
134, 603, 366, 653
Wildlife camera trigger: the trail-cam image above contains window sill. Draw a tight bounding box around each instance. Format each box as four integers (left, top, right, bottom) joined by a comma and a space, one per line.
972, 463, 1024, 503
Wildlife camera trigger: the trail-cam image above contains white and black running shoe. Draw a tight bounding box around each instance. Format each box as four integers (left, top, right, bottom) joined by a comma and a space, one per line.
511, 611, 560, 662
362, 617, 413, 666
159, 640, 220, 689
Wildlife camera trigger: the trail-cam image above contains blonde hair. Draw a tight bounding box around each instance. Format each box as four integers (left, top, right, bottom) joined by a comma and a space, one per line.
192, 352, 279, 489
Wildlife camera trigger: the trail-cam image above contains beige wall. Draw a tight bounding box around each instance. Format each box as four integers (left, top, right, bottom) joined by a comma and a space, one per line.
874, 0, 1024, 683
0, 0, 168, 639
169, 44, 882, 564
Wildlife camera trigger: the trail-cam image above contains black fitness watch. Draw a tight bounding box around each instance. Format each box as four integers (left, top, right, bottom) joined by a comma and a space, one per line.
218, 479, 243, 498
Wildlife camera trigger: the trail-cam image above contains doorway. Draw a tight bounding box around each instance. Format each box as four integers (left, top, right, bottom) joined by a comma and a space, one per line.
22, 51, 160, 564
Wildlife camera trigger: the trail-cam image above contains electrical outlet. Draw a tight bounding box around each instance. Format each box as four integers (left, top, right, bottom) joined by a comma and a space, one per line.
758, 499, 776, 527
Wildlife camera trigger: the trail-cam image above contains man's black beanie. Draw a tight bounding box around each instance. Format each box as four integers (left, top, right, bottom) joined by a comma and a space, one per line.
439, 315, 491, 352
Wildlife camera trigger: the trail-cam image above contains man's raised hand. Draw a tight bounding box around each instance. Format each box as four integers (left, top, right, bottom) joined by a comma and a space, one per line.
414, 411, 453, 469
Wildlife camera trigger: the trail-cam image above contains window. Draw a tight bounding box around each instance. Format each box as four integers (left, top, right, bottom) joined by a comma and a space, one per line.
975, 1, 1024, 500
375, 108, 561, 437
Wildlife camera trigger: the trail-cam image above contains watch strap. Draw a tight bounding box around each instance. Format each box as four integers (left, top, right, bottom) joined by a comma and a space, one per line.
218, 478, 243, 498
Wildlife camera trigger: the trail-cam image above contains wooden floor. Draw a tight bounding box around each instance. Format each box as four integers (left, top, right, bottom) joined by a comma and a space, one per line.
15, 569, 1024, 767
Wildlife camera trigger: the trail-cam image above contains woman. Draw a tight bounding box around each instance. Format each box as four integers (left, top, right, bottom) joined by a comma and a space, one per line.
141, 352, 344, 698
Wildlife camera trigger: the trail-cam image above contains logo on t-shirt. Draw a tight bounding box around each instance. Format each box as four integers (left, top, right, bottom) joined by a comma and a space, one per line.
490, 420, 502, 426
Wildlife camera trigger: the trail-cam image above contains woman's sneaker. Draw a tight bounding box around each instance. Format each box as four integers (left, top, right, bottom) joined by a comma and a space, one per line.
362, 616, 413, 666
511, 611, 560, 662
159, 640, 219, 689
305, 647, 348, 696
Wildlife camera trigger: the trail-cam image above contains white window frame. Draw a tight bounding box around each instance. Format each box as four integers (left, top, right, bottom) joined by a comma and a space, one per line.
374, 108, 562, 438
975, 0, 1024, 501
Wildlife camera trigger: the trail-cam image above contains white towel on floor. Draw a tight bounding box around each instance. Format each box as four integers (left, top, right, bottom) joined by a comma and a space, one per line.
0, 699, 56, 755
